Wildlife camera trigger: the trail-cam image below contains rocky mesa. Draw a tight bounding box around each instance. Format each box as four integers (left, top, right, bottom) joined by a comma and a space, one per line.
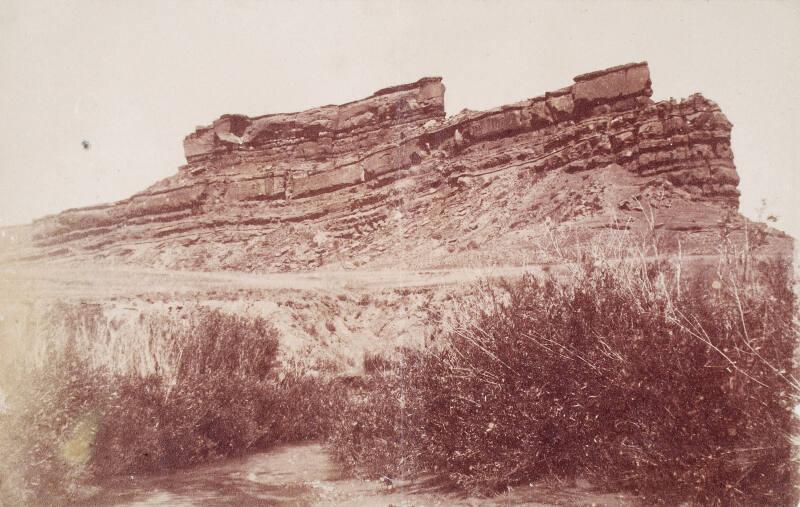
0, 62, 789, 271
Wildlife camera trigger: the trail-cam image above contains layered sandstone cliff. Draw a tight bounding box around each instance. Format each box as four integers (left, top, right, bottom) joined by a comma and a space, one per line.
1, 62, 786, 271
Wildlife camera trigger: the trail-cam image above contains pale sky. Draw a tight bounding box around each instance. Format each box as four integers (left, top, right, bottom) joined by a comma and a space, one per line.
1, 0, 798, 238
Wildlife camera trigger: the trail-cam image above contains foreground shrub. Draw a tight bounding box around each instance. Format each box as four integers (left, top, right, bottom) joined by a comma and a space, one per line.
329, 256, 798, 505
0, 309, 343, 505
88, 311, 281, 475
0, 349, 108, 504
261, 369, 348, 442
328, 369, 419, 478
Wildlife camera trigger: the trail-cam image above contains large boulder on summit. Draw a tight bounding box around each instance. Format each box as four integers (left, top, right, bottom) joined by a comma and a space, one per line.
572, 62, 652, 107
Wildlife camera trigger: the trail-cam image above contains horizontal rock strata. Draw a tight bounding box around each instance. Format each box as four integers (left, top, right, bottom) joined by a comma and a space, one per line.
2, 62, 780, 272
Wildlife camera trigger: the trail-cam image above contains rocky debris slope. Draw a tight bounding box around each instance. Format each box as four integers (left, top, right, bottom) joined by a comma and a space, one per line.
0, 62, 789, 271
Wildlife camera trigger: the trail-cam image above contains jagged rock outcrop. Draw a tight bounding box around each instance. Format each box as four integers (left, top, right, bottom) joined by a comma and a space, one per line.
0, 62, 787, 271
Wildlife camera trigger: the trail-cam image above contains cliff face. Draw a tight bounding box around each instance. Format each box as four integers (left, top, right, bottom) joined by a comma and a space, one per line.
2, 62, 784, 271
182, 77, 446, 180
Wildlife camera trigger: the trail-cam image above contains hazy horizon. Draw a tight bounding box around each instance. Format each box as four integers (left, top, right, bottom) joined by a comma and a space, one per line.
1, 0, 798, 239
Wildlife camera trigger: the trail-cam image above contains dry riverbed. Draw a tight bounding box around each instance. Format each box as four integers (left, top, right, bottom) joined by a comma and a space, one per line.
86, 442, 639, 507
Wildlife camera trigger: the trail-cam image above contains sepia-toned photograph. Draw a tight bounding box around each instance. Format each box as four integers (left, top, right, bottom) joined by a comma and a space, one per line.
0, 1, 798, 505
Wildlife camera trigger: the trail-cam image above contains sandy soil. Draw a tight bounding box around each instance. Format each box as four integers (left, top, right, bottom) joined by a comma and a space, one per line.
86, 442, 639, 507
0, 255, 724, 301
0, 264, 550, 301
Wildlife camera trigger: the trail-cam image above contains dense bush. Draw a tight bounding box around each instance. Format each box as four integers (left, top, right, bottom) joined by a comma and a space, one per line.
89, 311, 283, 475
0, 310, 341, 505
329, 256, 798, 505
0, 349, 109, 504
328, 367, 419, 478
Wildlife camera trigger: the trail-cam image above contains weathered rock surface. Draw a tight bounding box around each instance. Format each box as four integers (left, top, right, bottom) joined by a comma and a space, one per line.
0, 62, 789, 271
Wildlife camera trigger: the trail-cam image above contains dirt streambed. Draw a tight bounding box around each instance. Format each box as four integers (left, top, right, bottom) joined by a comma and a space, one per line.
85, 442, 637, 506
